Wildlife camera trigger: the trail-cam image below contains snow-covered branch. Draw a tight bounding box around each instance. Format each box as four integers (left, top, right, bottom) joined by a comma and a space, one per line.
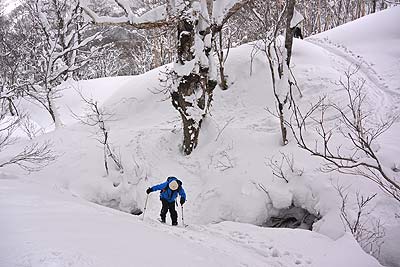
213, 0, 253, 28
79, 0, 170, 29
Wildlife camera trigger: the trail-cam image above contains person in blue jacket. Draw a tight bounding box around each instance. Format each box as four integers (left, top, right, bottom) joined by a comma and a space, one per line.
146, 177, 186, 225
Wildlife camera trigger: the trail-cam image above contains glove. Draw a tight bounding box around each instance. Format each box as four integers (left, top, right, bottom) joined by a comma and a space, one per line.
146, 187, 152, 194
180, 198, 185, 205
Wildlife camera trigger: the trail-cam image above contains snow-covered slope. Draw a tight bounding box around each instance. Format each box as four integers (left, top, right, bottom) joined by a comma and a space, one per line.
309, 9, 400, 266
1, 7, 399, 267
311, 7, 400, 97
0, 177, 380, 267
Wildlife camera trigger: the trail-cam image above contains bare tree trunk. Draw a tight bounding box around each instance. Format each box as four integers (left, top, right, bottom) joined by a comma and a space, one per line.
361, 0, 365, 17
278, 101, 288, 145
380, 0, 386, 11
273, 0, 296, 146
46, 89, 57, 124
152, 38, 162, 69
317, 0, 321, 32
337, 0, 343, 25
47, 89, 63, 128
8, 98, 16, 116
103, 143, 109, 176
217, 30, 228, 90
285, 0, 296, 66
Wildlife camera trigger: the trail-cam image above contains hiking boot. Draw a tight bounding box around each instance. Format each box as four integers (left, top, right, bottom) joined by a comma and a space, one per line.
172, 221, 178, 226
160, 218, 166, 223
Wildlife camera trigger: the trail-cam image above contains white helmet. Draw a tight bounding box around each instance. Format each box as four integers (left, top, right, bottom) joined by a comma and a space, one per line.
169, 180, 179, 190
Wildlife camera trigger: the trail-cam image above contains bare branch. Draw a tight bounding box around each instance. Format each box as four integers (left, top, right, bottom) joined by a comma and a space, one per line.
333, 182, 385, 258
73, 90, 123, 175
0, 141, 57, 172
288, 67, 400, 202
215, 117, 234, 141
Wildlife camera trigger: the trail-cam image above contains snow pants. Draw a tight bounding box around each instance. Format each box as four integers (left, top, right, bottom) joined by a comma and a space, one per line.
160, 199, 177, 225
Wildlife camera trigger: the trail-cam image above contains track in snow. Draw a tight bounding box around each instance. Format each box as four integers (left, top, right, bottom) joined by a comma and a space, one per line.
307, 36, 400, 119
144, 218, 312, 267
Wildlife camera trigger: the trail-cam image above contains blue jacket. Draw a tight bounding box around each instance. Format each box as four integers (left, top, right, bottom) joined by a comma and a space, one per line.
150, 177, 186, 203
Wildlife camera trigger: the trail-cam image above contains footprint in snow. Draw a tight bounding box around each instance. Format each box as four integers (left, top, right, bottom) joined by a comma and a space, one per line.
271, 248, 281, 257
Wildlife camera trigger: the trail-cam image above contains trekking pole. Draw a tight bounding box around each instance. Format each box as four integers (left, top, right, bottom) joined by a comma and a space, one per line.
181, 205, 185, 226
142, 194, 149, 221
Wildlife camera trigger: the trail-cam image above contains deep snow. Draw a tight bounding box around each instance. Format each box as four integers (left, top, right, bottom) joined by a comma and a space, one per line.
1, 6, 399, 267
0, 177, 381, 267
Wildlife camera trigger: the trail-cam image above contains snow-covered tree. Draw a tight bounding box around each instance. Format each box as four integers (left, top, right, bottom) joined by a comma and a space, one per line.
2, 0, 102, 128
81, 0, 250, 155
23, 0, 102, 127
249, 0, 303, 145
0, 7, 37, 117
